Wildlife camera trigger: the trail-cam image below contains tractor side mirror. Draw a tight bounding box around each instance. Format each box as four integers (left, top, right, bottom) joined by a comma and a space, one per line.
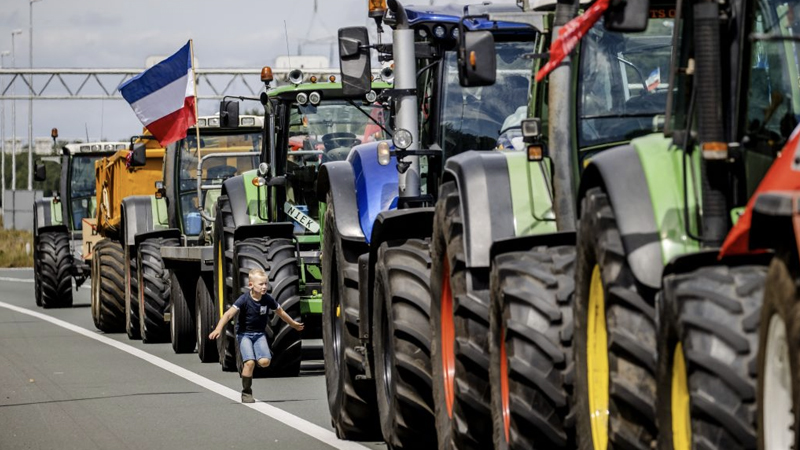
129, 142, 147, 167
34, 162, 46, 182
267, 175, 287, 187
338, 26, 372, 96
458, 30, 497, 87
604, 0, 650, 32
220, 100, 240, 128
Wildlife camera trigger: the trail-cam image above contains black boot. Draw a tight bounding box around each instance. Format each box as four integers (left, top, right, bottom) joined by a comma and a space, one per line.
241, 376, 254, 403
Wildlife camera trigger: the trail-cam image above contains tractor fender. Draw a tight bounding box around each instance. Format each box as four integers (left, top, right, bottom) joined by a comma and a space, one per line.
232, 223, 296, 242
221, 175, 251, 229
121, 195, 161, 250
317, 161, 366, 243
441, 151, 515, 268
34, 198, 63, 234
749, 192, 797, 253
578, 145, 663, 289
368, 208, 435, 268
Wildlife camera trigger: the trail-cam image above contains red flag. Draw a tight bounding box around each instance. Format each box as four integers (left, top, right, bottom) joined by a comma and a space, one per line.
536, 0, 610, 82
719, 124, 800, 257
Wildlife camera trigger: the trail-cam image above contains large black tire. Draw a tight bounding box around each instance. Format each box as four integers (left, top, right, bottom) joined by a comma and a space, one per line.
196, 275, 219, 363
35, 231, 74, 308
321, 192, 381, 440
430, 180, 492, 450
757, 251, 800, 450
125, 246, 141, 340
373, 238, 436, 449
573, 187, 657, 450
137, 237, 177, 343
92, 239, 125, 332
233, 236, 302, 377
489, 246, 576, 450
657, 264, 765, 450
170, 270, 197, 354
214, 195, 237, 371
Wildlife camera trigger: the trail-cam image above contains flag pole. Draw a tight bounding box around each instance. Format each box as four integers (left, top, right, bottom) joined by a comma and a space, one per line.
189, 39, 201, 160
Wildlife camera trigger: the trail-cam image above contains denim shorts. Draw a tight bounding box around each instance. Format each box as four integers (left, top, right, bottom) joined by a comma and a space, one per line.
237, 332, 272, 362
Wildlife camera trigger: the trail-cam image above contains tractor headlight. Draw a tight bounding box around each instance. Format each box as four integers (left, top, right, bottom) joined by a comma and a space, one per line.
309, 91, 321, 105
296, 92, 308, 105
432, 25, 446, 39
393, 129, 412, 150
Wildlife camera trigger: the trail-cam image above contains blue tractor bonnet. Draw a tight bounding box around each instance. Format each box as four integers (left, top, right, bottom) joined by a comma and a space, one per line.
348, 141, 399, 242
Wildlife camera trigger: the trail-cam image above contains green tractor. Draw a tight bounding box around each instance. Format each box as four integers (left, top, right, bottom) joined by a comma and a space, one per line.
32, 141, 129, 308
206, 68, 391, 376
429, 1, 673, 448
562, 0, 800, 448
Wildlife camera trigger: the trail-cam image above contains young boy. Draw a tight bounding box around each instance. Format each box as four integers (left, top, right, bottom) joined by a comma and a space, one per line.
209, 268, 304, 403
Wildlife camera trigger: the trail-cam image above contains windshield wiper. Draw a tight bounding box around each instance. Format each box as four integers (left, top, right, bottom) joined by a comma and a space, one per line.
346, 99, 393, 138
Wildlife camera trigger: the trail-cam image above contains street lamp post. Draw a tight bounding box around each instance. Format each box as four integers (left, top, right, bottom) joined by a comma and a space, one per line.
11, 29, 22, 192
28, 0, 42, 191
0, 50, 9, 219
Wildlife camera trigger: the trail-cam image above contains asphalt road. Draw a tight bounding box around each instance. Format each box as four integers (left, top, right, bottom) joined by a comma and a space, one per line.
0, 268, 385, 450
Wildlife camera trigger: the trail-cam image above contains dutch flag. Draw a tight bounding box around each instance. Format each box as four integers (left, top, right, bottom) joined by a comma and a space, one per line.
119, 41, 197, 146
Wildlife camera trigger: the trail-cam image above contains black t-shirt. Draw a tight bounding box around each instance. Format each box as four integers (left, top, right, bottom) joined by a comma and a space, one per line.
232, 292, 280, 334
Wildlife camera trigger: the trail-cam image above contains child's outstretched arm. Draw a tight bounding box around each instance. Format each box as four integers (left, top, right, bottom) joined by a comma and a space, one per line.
209, 307, 239, 339
275, 307, 304, 331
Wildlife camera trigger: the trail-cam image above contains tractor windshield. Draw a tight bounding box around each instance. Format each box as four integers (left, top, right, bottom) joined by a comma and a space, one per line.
179, 132, 261, 235
440, 40, 534, 159
288, 100, 387, 164
69, 154, 103, 230
744, 0, 800, 153
285, 100, 387, 227
577, 17, 674, 148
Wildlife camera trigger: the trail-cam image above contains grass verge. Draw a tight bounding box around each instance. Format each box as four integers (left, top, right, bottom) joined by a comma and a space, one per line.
0, 216, 34, 267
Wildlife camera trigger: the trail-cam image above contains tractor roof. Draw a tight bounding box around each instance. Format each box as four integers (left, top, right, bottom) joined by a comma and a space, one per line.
62, 141, 129, 156
267, 81, 392, 101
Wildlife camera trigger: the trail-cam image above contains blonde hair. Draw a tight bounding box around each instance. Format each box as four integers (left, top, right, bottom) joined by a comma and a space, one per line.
248, 268, 267, 282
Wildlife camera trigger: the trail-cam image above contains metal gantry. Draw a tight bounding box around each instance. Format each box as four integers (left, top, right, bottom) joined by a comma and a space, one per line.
0, 68, 374, 100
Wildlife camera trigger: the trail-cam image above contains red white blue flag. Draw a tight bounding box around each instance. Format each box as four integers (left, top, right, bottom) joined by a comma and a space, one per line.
119, 41, 197, 146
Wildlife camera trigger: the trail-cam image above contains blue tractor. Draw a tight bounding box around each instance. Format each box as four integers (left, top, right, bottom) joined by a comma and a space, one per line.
317, 1, 535, 446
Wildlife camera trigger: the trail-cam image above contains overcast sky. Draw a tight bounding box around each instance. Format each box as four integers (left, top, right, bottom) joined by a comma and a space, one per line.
0, 0, 511, 144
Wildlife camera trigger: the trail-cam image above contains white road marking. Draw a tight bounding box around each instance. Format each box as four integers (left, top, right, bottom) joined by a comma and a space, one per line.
0, 277, 34, 283
0, 301, 369, 450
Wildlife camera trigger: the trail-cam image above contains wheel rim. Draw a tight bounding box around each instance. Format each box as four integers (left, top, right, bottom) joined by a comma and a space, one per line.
587, 264, 609, 450
500, 325, 511, 443
441, 256, 456, 418
671, 343, 691, 450
763, 313, 794, 450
